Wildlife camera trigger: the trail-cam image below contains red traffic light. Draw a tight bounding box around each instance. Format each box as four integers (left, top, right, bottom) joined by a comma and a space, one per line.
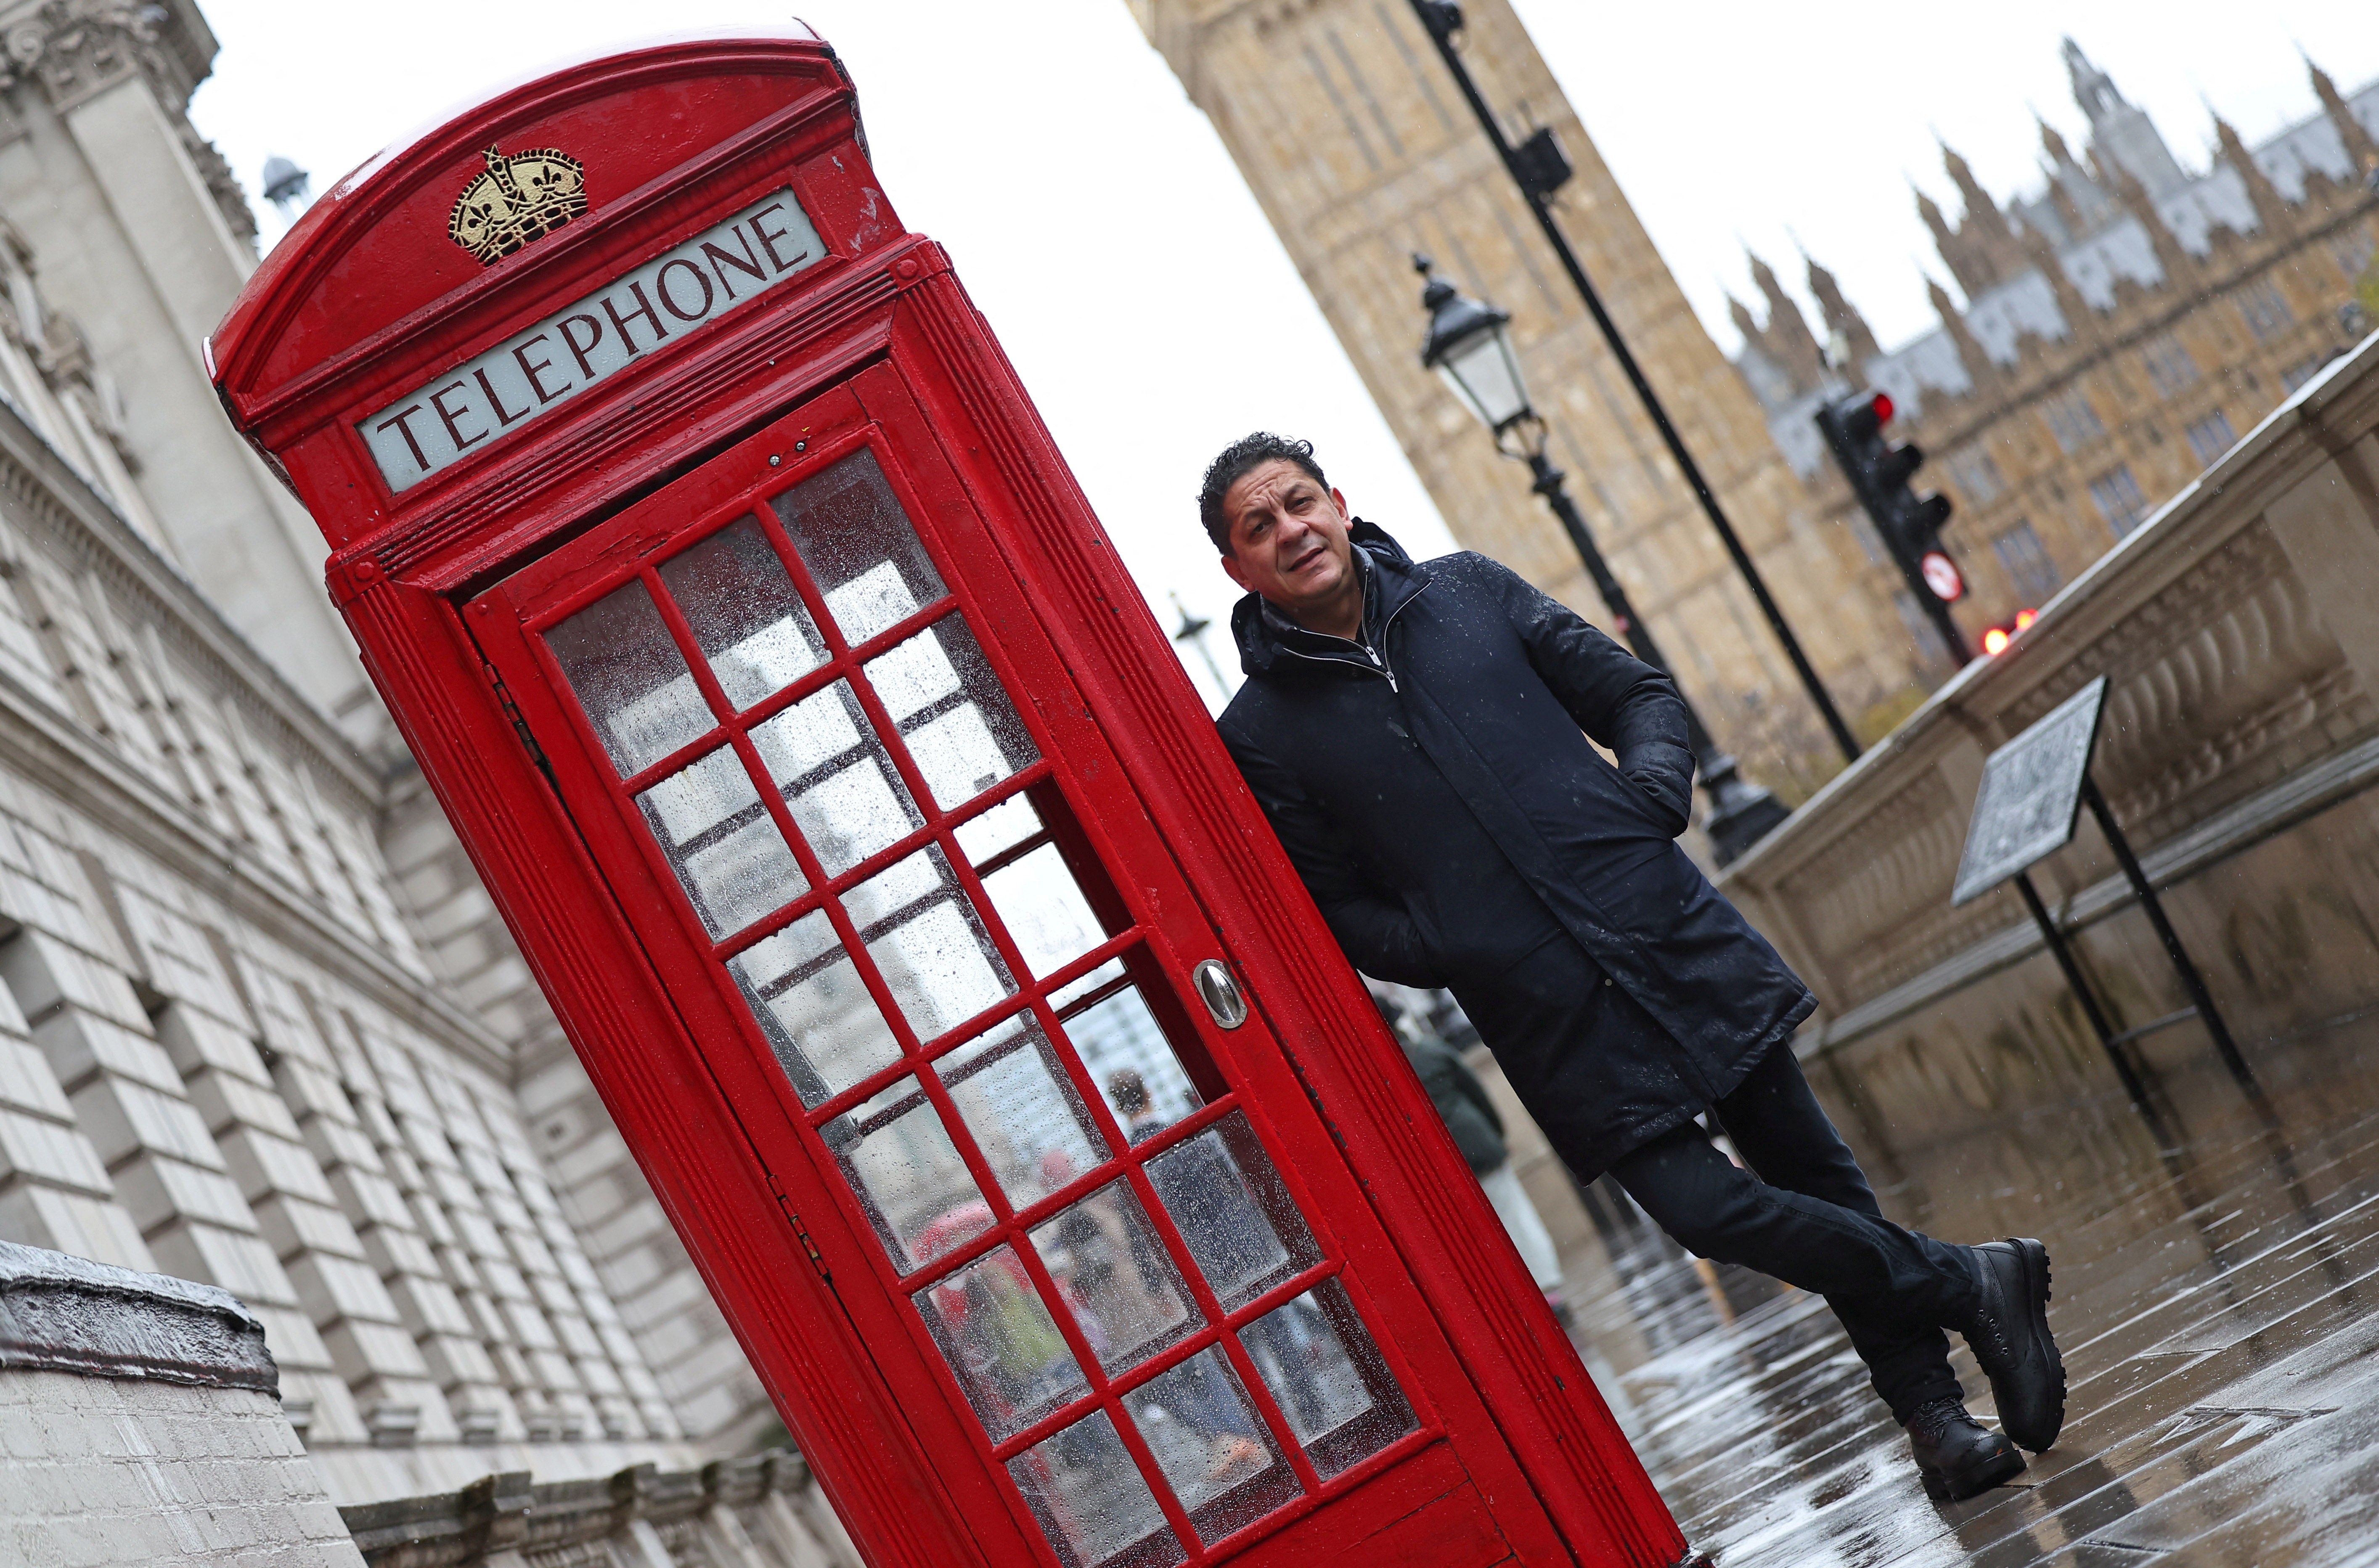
1870, 392, 1894, 426
1980, 608, 2039, 657
1919, 549, 1964, 602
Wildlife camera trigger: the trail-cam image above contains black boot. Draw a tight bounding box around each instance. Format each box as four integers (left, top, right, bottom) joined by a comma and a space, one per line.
1903, 1396, 2025, 1501
1963, 1238, 2066, 1452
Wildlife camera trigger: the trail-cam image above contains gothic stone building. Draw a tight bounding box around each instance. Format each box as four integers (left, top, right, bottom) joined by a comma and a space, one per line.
1736, 41, 2378, 657
0, 0, 789, 1503
1127, 3, 2379, 795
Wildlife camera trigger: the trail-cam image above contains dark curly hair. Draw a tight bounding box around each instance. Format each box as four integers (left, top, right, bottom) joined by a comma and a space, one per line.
1197, 432, 1327, 552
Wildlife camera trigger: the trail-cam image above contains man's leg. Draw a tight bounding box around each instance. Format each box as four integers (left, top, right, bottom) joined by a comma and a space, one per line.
1603, 1115, 1975, 1417
1701, 1047, 1967, 1422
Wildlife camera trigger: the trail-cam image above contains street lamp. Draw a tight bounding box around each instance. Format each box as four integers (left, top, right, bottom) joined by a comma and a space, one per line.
1406, 0, 1860, 769
1418, 257, 1789, 865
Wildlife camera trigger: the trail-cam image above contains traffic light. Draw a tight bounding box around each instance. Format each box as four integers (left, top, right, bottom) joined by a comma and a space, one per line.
1980, 607, 2039, 657
1815, 389, 1972, 662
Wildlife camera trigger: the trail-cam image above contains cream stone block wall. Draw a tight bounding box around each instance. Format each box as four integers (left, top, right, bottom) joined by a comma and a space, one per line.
0, 1370, 363, 1567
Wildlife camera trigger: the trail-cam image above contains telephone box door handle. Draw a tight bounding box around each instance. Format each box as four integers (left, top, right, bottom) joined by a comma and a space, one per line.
1192, 960, 1248, 1029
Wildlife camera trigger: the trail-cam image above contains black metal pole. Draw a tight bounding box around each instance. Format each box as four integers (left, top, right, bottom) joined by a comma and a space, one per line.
1409, 0, 1862, 766
2078, 774, 2258, 1095
2012, 870, 2155, 1115
1527, 451, 1787, 862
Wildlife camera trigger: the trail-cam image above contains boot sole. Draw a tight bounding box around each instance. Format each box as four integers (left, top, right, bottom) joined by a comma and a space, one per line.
1919, 1438, 2027, 1502
2005, 1237, 2066, 1453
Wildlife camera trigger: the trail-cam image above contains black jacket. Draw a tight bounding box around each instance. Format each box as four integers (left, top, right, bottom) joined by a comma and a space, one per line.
1218, 524, 1815, 1169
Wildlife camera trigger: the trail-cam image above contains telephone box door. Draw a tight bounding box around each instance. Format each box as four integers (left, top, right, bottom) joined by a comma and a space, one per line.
469, 360, 1566, 1567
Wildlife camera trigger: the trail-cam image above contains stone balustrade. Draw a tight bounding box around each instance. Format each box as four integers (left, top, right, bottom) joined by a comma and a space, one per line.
341, 1453, 859, 1568
1719, 328, 2379, 1140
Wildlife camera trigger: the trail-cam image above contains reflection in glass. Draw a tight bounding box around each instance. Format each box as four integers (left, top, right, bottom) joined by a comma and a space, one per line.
752, 681, 922, 874
1122, 1349, 1296, 1543
654, 516, 824, 708
1007, 1409, 1182, 1568
848, 848, 1014, 1044
938, 1017, 1107, 1208
825, 1075, 986, 1274
1030, 1181, 1196, 1375
771, 450, 947, 644
954, 794, 1041, 868
1064, 985, 1201, 1137
916, 1243, 1086, 1442
635, 747, 804, 937
728, 912, 898, 1106
982, 843, 1106, 979
547, 578, 711, 775
864, 617, 1037, 810
1144, 1113, 1318, 1311
1242, 1279, 1415, 1478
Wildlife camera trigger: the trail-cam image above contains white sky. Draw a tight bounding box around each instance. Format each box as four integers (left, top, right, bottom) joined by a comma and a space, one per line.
188, 3, 2379, 711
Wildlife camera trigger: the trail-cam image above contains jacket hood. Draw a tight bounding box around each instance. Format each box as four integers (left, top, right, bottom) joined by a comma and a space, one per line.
1229, 520, 1430, 678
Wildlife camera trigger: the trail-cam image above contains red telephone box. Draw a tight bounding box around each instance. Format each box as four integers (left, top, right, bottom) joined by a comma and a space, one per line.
208, 29, 1692, 1568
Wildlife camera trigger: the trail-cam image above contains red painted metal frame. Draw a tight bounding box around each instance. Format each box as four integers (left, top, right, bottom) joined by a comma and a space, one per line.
208, 28, 1690, 1568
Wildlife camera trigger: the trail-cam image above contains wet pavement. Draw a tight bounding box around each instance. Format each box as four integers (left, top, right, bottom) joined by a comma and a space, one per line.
1557, 1012, 2379, 1566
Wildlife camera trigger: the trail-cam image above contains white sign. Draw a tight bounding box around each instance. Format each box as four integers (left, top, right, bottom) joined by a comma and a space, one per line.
361, 188, 824, 491
1949, 676, 2107, 906
1920, 549, 1965, 602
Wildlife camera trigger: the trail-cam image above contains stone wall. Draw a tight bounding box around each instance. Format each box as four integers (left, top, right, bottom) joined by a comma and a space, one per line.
0, 1238, 364, 1566
1720, 328, 2379, 1148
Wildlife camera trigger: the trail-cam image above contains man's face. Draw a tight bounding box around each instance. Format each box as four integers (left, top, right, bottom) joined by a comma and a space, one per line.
1218, 459, 1356, 614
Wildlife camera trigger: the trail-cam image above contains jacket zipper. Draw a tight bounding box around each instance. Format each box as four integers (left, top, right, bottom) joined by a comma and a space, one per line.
1275, 579, 1426, 693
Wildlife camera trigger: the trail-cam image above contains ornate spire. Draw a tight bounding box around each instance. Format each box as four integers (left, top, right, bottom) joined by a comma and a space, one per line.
1741, 248, 1825, 390
1926, 275, 1987, 380
2212, 110, 2291, 233
2103, 158, 2191, 283
2307, 53, 2378, 172
2038, 117, 2077, 170
1941, 139, 2014, 244
1804, 254, 1880, 367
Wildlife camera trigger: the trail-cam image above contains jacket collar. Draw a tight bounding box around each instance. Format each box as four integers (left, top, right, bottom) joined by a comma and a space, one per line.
1230, 520, 1430, 678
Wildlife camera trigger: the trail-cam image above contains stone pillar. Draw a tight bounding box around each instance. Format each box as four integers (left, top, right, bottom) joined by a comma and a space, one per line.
0, 1237, 364, 1567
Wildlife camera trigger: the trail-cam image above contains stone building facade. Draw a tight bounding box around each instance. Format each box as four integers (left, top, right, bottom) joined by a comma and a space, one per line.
0, 0, 782, 1503
1737, 43, 2379, 652
1126, 0, 1932, 795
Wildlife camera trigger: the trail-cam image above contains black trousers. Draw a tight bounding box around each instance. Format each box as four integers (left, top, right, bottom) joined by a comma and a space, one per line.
1600, 1046, 1980, 1422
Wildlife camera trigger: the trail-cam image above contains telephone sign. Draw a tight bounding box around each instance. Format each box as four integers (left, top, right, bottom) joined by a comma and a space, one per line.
209, 29, 1689, 1568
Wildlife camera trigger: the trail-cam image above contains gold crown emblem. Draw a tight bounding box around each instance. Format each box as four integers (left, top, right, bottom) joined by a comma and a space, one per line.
448, 145, 588, 266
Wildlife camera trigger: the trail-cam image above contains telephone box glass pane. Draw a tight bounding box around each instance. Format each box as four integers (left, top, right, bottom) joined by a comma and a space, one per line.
654, 516, 825, 709
751, 681, 923, 874
1007, 1410, 1183, 1568
728, 913, 901, 1107
980, 843, 1105, 979
1145, 1113, 1321, 1311
1028, 1181, 1196, 1375
1121, 1348, 1298, 1542
547, 579, 712, 774
954, 794, 1041, 866
863, 617, 1037, 811
848, 847, 1014, 1044
770, 450, 947, 644
915, 1242, 1087, 1442
936, 1016, 1107, 1206
1243, 1279, 1416, 1479
1063, 984, 1203, 1137
635, 746, 805, 937
827, 1075, 987, 1274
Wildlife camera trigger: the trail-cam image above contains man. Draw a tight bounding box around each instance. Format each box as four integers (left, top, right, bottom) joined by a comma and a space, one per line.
1202, 432, 2064, 1502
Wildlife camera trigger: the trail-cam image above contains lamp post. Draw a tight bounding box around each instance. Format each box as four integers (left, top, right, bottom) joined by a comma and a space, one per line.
1418, 258, 1789, 865
1406, 0, 1861, 768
